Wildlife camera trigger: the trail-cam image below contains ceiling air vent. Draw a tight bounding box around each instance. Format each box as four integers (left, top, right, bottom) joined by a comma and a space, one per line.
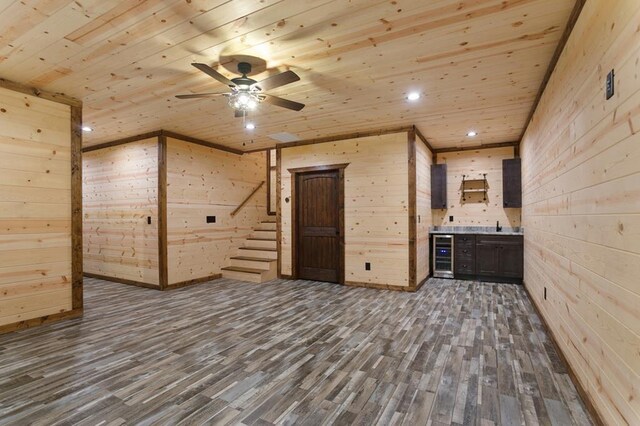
268, 132, 300, 143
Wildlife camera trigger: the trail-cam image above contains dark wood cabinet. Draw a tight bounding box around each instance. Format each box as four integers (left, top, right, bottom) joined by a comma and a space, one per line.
454, 235, 476, 276
443, 233, 523, 283
431, 164, 447, 209
502, 158, 522, 208
475, 235, 523, 283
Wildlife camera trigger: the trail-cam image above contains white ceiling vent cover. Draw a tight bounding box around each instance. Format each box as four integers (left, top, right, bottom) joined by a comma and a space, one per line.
268, 132, 300, 143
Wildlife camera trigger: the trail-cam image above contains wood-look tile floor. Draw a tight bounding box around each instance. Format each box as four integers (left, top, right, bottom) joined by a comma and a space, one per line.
0, 278, 593, 426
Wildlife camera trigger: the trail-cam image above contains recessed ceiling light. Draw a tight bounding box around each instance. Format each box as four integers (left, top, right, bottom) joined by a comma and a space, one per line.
406, 92, 421, 101
245, 122, 255, 130
467, 131, 477, 137
81, 126, 93, 132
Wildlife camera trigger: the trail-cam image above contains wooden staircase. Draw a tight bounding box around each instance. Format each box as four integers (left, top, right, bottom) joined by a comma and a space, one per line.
221, 219, 277, 283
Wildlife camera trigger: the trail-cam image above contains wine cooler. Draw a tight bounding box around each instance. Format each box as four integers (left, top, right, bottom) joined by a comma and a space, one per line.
433, 235, 454, 278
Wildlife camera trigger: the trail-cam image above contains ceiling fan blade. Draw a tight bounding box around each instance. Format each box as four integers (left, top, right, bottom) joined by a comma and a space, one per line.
175, 92, 227, 99
234, 109, 248, 118
191, 63, 235, 87
262, 94, 305, 111
254, 70, 300, 91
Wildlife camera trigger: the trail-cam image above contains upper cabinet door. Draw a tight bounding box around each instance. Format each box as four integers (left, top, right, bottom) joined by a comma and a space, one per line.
502, 158, 522, 208
431, 164, 447, 209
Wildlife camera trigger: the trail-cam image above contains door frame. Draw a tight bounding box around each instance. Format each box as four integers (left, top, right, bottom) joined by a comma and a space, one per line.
288, 163, 349, 284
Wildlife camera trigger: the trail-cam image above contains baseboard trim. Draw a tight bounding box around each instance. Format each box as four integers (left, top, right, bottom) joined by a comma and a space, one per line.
523, 283, 604, 426
0, 308, 83, 335
166, 274, 221, 290
345, 280, 415, 292
84, 273, 160, 290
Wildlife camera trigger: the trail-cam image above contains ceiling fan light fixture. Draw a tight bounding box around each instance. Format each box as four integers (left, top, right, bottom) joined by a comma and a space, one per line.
230, 91, 260, 111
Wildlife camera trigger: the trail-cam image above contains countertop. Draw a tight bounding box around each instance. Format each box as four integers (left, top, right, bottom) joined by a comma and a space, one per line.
429, 226, 523, 236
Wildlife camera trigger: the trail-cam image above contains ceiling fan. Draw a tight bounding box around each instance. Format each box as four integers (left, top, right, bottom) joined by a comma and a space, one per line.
175, 62, 305, 117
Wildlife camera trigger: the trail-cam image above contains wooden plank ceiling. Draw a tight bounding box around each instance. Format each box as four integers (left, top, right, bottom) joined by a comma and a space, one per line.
0, 0, 575, 151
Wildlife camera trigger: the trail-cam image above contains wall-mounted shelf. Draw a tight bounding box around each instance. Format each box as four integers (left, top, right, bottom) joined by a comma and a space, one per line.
462, 173, 487, 201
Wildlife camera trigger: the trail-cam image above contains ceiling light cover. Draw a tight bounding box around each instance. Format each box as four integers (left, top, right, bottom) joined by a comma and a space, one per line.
407, 92, 421, 101
229, 90, 260, 111
467, 131, 477, 137
82, 126, 93, 132
245, 122, 256, 130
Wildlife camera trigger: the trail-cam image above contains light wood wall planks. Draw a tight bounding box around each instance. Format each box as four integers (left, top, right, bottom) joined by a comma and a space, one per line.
83, 138, 160, 286
433, 147, 521, 227
416, 139, 432, 283
279, 132, 409, 287
166, 138, 266, 285
520, 0, 640, 423
0, 86, 75, 328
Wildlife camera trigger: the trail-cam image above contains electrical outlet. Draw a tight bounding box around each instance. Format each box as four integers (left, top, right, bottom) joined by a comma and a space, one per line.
544, 287, 547, 300
606, 69, 615, 100
206, 216, 216, 223
365, 262, 371, 271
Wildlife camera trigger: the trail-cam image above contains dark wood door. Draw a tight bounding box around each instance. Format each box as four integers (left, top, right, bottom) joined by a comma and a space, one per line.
476, 243, 499, 276
295, 170, 341, 283
431, 164, 447, 209
503, 158, 522, 208
497, 241, 524, 279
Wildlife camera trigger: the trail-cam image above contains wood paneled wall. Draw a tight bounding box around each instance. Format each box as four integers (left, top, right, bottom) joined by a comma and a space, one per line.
521, 0, 640, 423
166, 138, 266, 285
433, 147, 521, 227
416, 140, 432, 283
83, 138, 160, 286
279, 133, 410, 287
0, 85, 80, 330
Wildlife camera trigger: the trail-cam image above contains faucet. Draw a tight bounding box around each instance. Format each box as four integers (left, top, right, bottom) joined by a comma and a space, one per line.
496, 221, 502, 232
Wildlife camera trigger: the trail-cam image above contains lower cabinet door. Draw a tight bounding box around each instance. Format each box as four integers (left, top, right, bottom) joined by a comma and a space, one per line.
476, 243, 498, 276
498, 243, 523, 279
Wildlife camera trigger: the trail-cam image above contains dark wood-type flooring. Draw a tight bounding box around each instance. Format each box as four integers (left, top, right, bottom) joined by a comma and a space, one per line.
0, 278, 593, 425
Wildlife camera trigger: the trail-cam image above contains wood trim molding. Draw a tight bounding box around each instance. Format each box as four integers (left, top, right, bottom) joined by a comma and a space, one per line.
345, 281, 417, 292
0, 77, 81, 107
266, 150, 275, 216
523, 283, 605, 426
286, 163, 350, 174
230, 181, 265, 217
519, 0, 586, 141
408, 129, 417, 288
84, 273, 161, 290
157, 135, 168, 290
70, 105, 83, 310
161, 130, 243, 155
289, 164, 347, 284
276, 148, 283, 278
81, 131, 162, 152
166, 274, 222, 290
414, 126, 435, 153
81, 130, 243, 155
274, 126, 413, 150
433, 141, 520, 155
0, 309, 83, 335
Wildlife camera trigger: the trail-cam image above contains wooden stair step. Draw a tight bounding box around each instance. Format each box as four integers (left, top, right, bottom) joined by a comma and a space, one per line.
230, 256, 274, 263
221, 266, 264, 274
